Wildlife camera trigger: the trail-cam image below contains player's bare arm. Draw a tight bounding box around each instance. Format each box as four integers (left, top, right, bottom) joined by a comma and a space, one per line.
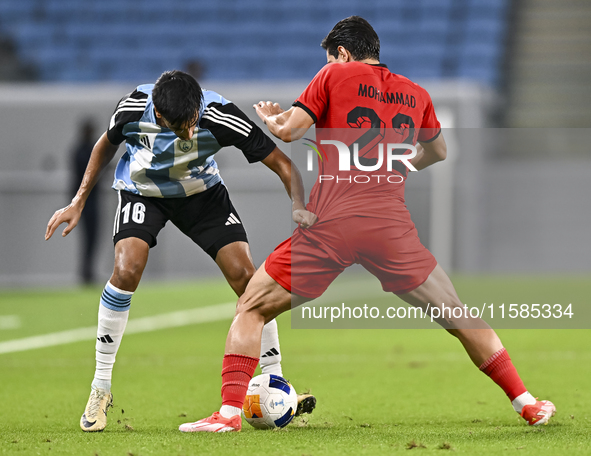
45, 133, 119, 240
261, 147, 317, 228
411, 134, 447, 171
253, 102, 314, 143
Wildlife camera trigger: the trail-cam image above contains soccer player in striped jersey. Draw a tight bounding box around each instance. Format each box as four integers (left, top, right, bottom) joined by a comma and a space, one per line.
183, 17, 555, 433
45, 70, 317, 432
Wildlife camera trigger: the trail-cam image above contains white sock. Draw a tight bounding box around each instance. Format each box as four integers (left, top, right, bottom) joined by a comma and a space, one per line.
91, 378, 111, 391
93, 282, 133, 390
219, 405, 242, 418
512, 391, 537, 413
260, 319, 282, 376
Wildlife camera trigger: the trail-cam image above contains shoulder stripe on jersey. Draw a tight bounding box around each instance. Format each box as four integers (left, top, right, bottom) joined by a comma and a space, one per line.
119, 97, 147, 102
116, 98, 147, 109
118, 98, 148, 107
117, 103, 147, 111
202, 114, 250, 137
113, 107, 147, 114
207, 106, 252, 131
118, 102, 148, 109
205, 106, 252, 133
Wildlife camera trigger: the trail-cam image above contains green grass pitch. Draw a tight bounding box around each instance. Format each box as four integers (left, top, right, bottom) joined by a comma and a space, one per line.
0, 276, 590, 455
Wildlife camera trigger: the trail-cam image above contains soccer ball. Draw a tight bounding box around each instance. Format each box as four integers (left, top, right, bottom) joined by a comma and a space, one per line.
243, 374, 297, 429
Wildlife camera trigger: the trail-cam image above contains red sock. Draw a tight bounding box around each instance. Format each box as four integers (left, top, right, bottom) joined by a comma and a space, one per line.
479, 348, 527, 401
221, 354, 259, 408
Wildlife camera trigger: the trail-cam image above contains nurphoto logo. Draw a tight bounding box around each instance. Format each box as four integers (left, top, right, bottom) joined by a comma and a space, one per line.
302, 137, 417, 184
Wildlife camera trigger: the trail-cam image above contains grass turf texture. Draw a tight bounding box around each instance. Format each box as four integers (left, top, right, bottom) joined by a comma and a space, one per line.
0, 276, 590, 455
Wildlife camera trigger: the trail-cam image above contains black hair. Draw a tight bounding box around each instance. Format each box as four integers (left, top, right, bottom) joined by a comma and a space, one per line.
321, 16, 380, 61
152, 70, 203, 128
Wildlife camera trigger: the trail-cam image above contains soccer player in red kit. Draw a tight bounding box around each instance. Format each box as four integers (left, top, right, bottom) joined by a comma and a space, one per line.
180, 16, 555, 432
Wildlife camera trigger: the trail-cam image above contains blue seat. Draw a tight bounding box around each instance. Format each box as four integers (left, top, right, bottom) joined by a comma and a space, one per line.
464, 18, 506, 45
457, 65, 498, 86
33, 48, 80, 81
411, 18, 452, 46
461, 41, 503, 61
42, 0, 84, 22
457, 41, 502, 86
466, 0, 509, 22
0, 0, 511, 85
407, 66, 442, 80
0, 0, 35, 26
418, 0, 454, 21
10, 21, 55, 46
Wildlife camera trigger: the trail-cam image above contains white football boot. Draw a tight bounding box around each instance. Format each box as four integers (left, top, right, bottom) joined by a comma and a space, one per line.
80, 387, 113, 432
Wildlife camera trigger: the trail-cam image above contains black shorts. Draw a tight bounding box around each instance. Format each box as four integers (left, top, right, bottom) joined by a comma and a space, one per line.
112, 182, 248, 260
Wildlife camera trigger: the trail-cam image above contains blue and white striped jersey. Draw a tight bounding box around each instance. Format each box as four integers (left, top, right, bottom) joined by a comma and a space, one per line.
107, 84, 275, 198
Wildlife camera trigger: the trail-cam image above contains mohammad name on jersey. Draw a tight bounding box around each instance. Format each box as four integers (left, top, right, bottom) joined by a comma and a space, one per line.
107, 85, 275, 198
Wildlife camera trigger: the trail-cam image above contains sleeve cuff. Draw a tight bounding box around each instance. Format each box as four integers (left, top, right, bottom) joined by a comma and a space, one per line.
107, 129, 125, 146
292, 101, 318, 124
419, 128, 441, 144
246, 138, 275, 163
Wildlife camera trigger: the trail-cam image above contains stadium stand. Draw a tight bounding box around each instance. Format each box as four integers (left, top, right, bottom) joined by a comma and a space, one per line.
0, 0, 509, 85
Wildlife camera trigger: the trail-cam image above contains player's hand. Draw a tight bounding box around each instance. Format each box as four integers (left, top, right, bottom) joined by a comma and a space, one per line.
293, 209, 318, 229
45, 201, 83, 240
253, 101, 284, 123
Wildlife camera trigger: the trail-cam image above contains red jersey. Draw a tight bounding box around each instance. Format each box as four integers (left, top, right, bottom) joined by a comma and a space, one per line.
294, 62, 441, 222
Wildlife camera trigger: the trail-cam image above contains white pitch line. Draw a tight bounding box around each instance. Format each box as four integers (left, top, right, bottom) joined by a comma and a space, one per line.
0, 302, 236, 355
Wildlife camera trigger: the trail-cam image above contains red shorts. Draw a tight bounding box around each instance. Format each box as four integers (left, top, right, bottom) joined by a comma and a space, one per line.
265, 216, 437, 299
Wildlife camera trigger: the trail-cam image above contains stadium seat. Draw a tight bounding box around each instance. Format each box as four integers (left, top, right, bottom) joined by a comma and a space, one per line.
457, 42, 503, 86
0, 0, 35, 26
43, 0, 85, 23
464, 18, 506, 45
0, 0, 510, 85
467, 0, 509, 19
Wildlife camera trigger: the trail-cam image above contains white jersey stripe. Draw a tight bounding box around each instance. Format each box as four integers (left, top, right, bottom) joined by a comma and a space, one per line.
201, 114, 250, 137
205, 107, 252, 133
117, 101, 148, 110
205, 107, 252, 132
117, 99, 147, 105
117, 100, 147, 107
118, 97, 148, 104
202, 111, 251, 135
116, 107, 147, 111
113, 107, 148, 116
113, 190, 122, 236
207, 106, 252, 131
117, 102, 147, 110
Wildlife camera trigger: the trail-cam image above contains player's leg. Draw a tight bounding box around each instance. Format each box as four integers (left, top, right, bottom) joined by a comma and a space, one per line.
397, 264, 502, 365
397, 264, 555, 425
215, 241, 283, 376
224, 262, 298, 357
179, 229, 344, 432
94, 237, 149, 385
81, 192, 167, 432
359, 215, 555, 426
214, 241, 255, 296
179, 264, 304, 432
81, 237, 149, 432
174, 184, 286, 377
